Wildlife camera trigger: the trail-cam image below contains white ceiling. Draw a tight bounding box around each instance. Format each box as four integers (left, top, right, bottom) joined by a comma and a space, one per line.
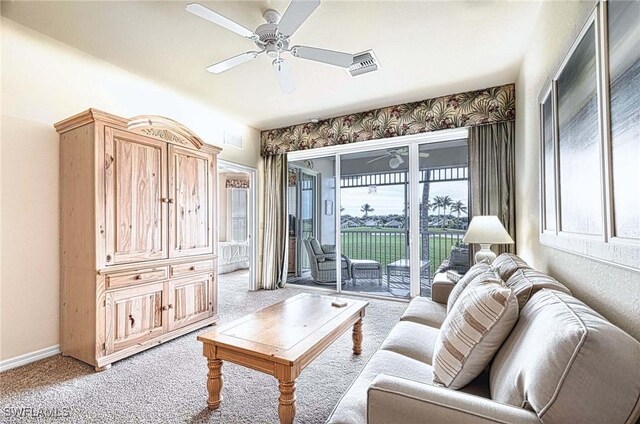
2, 1, 542, 130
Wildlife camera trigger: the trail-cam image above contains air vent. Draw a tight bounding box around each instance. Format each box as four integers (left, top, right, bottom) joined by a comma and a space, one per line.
224, 132, 243, 149
347, 50, 379, 77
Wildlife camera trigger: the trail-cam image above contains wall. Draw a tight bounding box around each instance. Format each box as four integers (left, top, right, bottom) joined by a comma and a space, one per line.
0, 19, 262, 362
515, 0, 640, 340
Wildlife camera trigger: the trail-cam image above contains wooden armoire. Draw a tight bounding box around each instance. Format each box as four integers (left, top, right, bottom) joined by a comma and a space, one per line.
55, 109, 221, 371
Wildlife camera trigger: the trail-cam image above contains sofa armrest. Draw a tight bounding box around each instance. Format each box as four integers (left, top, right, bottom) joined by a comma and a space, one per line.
321, 244, 336, 253
431, 273, 456, 304
367, 375, 540, 424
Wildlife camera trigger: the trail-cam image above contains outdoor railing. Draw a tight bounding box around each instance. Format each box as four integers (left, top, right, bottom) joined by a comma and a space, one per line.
340, 228, 466, 275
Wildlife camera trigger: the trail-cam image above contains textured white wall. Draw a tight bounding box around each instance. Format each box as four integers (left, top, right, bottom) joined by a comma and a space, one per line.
0, 19, 261, 361
515, 0, 639, 340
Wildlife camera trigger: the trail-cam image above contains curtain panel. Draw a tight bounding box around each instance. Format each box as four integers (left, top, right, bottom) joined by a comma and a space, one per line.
260, 154, 289, 290
469, 121, 516, 255
261, 83, 515, 156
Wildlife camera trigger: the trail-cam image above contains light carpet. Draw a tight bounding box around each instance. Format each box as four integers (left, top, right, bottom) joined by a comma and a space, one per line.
0, 270, 407, 423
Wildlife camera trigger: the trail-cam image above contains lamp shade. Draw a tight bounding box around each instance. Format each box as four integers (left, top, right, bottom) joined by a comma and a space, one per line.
463, 216, 514, 244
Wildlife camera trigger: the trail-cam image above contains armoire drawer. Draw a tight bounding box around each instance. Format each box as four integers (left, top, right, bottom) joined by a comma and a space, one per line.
170, 260, 214, 278
106, 267, 169, 289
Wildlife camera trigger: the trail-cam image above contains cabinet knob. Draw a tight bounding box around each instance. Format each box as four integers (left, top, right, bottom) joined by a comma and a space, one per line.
168, 304, 174, 309
135, 275, 143, 280
161, 198, 169, 203
162, 305, 168, 311
168, 199, 175, 204
190, 266, 196, 271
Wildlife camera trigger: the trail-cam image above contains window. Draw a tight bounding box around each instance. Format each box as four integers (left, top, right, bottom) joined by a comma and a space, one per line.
230, 189, 248, 242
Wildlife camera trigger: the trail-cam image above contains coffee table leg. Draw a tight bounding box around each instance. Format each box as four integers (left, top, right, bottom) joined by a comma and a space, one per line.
352, 318, 363, 355
207, 358, 223, 410
278, 380, 296, 424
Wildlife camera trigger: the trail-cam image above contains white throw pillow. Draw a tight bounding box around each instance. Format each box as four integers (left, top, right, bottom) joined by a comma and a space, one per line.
433, 276, 519, 389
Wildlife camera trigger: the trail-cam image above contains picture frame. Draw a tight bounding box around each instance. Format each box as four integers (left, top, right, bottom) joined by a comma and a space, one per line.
538, 1, 640, 271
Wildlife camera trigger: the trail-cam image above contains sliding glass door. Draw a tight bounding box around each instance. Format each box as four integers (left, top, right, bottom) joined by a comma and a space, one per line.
286, 129, 469, 298
340, 147, 412, 297
417, 140, 470, 297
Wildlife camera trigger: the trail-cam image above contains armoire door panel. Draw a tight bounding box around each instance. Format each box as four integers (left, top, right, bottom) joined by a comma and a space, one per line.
105, 127, 168, 265
105, 282, 167, 354
168, 275, 214, 331
168, 146, 213, 257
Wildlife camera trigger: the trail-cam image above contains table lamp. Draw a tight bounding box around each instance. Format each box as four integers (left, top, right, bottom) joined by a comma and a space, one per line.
463, 216, 514, 264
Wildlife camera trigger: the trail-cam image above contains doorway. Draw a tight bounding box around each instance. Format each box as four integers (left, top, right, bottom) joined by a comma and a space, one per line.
217, 160, 258, 291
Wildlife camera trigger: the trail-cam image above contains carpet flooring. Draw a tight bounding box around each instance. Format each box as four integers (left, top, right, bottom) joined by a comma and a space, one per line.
0, 270, 408, 424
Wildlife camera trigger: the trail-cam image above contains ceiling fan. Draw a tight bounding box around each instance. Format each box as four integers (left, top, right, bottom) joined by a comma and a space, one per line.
186, 0, 355, 94
366, 148, 430, 169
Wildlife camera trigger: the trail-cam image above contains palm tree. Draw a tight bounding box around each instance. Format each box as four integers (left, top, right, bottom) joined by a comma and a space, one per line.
361, 203, 375, 218
441, 195, 453, 227
431, 196, 445, 227
420, 175, 431, 262
450, 200, 468, 218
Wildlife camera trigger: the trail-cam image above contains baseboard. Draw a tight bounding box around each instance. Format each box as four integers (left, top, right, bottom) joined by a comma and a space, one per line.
0, 345, 60, 372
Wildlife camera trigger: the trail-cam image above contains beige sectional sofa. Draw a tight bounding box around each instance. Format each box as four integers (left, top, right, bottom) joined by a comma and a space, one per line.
327, 253, 640, 424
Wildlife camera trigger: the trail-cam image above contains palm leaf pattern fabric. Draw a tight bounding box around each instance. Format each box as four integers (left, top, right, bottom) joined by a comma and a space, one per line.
260, 84, 515, 156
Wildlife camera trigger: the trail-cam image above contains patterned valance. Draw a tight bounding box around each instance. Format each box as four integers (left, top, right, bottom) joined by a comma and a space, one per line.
260, 83, 515, 156
225, 178, 249, 189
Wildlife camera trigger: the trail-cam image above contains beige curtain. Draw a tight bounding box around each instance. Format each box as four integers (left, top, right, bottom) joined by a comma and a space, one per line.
468, 121, 516, 255
260, 154, 289, 289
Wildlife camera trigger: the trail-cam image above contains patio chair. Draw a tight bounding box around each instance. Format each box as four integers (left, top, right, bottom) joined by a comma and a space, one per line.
303, 237, 351, 285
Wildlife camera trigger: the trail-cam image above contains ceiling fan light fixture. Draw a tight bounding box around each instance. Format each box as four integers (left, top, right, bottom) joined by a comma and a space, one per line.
389, 156, 402, 169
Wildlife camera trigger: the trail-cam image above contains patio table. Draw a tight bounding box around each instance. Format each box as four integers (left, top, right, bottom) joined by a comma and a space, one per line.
386, 259, 431, 292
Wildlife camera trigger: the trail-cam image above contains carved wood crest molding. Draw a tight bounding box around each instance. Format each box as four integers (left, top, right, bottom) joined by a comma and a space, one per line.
128, 115, 204, 150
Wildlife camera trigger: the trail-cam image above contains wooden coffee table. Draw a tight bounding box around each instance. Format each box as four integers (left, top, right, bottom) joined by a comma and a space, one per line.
197, 293, 368, 424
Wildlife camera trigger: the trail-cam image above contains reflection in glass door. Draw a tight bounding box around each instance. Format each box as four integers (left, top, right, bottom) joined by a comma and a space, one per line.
417, 140, 470, 296
299, 171, 317, 270
286, 157, 337, 287
340, 148, 412, 297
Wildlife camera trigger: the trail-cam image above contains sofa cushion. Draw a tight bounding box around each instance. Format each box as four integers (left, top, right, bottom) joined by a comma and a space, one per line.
326, 350, 490, 424
450, 245, 469, 266
491, 253, 530, 281
434, 276, 519, 389
380, 321, 439, 364
490, 289, 640, 424
308, 237, 324, 259
446, 262, 493, 313
317, 259, 348, 270
505, 268, 571, 310
400, 297, 447, 329
326, 350, 435, 424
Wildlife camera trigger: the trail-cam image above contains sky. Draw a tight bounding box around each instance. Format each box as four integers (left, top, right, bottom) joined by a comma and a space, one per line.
340, 181, 469, 217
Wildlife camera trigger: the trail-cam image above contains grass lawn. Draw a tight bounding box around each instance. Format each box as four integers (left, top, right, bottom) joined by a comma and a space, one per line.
341, 227, 464, 272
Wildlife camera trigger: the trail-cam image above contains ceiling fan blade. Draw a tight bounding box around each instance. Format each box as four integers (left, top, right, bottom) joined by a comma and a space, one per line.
186, 3, 255, 38
206, 51, 260, 74
366, 156, 388, 164
273, 59, 295, 94
292, 45, 353, 68
277, 0, 321, 37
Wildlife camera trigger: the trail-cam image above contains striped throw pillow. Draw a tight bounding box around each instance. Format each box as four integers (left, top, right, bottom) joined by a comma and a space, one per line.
433, 276, 519, 389
447, 263, 493, 313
